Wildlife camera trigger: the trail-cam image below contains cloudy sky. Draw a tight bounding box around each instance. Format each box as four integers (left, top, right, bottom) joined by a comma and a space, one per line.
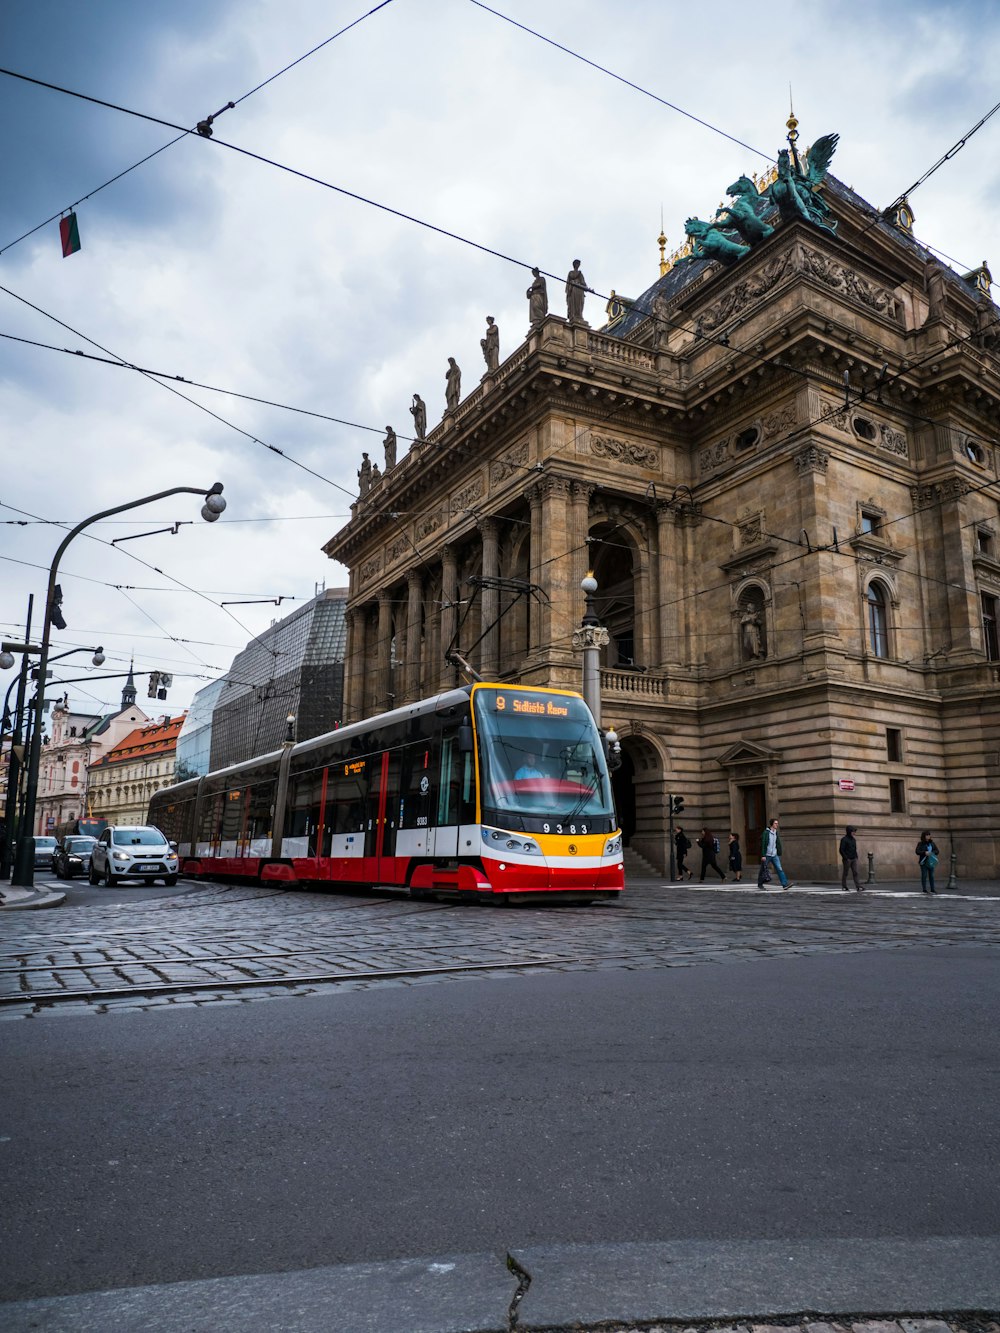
2, 0, 999, 721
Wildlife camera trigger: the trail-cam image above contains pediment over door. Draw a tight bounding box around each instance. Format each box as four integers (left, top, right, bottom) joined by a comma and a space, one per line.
717, 740, 780, 769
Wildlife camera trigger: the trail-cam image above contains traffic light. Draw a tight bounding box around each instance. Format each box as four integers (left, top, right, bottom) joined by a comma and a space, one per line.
49, 584, 67, 631
148, 671, 160, 698
671, 794, 685, 816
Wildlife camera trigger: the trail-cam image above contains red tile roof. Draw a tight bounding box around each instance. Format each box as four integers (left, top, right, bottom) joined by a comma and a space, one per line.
91, 714, 187, 768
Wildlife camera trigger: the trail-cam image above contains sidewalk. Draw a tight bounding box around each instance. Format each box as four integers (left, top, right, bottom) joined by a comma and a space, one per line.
683, 877, 1000, 900
0, 883, 67, 911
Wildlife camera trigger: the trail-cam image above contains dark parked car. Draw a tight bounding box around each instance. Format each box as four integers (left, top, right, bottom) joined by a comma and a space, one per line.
52, 836, 98, 879
33, 836, 58, 869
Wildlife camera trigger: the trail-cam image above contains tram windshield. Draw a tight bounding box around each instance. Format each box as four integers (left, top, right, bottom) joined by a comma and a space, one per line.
473, 686, 615, 820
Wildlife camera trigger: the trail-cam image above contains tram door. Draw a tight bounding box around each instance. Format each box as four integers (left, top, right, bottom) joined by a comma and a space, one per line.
378, 750, 403, 879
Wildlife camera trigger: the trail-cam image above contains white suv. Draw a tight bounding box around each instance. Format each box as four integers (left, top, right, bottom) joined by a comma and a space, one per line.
90, 826, 179, 887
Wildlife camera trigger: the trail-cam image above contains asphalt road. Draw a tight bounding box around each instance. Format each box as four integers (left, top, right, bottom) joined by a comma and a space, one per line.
2, 942, 998, 1309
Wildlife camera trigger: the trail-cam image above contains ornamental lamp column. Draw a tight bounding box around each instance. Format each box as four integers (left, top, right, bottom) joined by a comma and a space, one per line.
11, 482, 226, 890
572, 573, 609, 726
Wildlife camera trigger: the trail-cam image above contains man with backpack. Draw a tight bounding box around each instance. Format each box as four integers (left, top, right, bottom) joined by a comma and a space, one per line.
696, 828, 726, 882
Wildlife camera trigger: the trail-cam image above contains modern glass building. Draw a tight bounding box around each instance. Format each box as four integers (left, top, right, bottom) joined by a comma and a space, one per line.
175, 678, 226, 780
209, 588, 348, 771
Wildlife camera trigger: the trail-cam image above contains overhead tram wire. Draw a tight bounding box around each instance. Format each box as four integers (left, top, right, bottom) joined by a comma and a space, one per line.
1, 77, 991, 437
0, 0, 399, 257
2, 110, 994, 629
466, 0, 771, 161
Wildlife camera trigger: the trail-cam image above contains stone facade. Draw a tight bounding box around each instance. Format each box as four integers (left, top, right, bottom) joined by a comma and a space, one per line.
323, 182, 1000, 881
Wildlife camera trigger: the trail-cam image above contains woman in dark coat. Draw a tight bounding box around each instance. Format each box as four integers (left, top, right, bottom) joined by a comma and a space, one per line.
674, 827, 692, 881
915, 830, 940, 894
728, 832, 743, 882
697, 829, 726, 882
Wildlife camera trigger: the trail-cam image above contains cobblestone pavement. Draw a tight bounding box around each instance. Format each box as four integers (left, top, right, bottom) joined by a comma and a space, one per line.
0, 877, 997, 1019
579, 1319, 998, 1333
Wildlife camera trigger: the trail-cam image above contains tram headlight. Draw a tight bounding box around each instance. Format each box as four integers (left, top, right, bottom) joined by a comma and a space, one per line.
604, 834, 622, 857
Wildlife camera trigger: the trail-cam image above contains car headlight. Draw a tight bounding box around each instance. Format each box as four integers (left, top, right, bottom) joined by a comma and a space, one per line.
604, 835, 622, 857
112, 851, 130, 862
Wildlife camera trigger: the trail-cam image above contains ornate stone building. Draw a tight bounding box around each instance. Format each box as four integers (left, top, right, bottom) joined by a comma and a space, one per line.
88, 713, 185, 827
324, 133, 1000, 881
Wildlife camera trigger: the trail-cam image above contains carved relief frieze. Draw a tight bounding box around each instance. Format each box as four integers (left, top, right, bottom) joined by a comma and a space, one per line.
590, 434, 659, 468
880, 425, 908, 457
761, 404, 796, 440
359, 555, 382, 585
819, 398, 849, 432
490, 440, 529, 485
737, 511, 764, 547
698, 438, 730, 473
451, 475, 485, 515
794, 444, 830, 473
909, 484, 937, 511
386, 536, 409, 564
800, 247, 897, 317
698, 252, 793, 332
415, 512, 443, 540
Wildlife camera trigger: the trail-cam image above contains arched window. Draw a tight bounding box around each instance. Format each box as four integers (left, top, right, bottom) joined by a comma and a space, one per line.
867, 582, 889, 658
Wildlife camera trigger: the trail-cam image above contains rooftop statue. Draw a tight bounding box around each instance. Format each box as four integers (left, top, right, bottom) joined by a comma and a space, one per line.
481, 315, 500, 373
676, 217, 750, 266
383, 425, 397, 470
358, 451, 372, 497
445, 357, 462, 412
763, 135, 839, 237
410, 393, 427, 440
715, 176, 774, 246
527, 267, 548, 328
566, 259, 589, 323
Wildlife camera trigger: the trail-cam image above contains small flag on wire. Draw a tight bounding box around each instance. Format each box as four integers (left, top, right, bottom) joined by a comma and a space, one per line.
59, 212, 81, 257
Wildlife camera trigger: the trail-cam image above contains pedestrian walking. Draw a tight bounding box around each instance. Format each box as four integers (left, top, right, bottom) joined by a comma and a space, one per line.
839, 825, 862, 891
760, 816, 793, 889
915, 830, 940, 894
728, 832, 743, 882
697, 828, 726, 882
675, 827, 692, 881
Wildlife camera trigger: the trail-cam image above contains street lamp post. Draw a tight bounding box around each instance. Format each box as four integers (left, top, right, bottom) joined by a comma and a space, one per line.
572, 572, 609, 726
0, 595, 33, 879
9, 483, 226, 889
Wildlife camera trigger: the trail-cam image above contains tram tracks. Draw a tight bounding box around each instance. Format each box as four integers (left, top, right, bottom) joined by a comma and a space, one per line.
0, 950, 580, 1010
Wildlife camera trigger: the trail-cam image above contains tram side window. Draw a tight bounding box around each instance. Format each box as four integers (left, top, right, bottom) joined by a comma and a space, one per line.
286, 768, 325, 853
399, 740, 437, 829
246, 781, 274, 845
220, 788, 245, 842
198, 791, 223, 845
154, 797, 193, 845
438, 735, 475, 827
328, 761, 370, 835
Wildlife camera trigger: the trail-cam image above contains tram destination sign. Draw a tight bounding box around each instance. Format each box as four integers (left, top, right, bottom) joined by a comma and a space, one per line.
495, 692, 570, 718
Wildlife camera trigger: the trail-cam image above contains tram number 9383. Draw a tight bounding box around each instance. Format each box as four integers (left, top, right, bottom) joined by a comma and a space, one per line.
543, 823, 588, 835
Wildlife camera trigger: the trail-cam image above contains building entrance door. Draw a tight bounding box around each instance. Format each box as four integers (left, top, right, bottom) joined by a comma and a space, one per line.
741, 783, 766, 862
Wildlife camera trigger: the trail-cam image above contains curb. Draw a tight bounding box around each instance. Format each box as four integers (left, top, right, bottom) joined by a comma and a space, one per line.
0, 886, 67, 911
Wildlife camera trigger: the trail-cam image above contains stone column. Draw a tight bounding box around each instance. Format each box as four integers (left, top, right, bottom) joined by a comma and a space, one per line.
478, 517, 499, 680
343, 607, 367, 723
655, 503, 674, 667
439, 544, 457, 690
525, 485, 544, 657
375, 591, 393, 713
535, 475, 576, 679
406, 570, 423, 702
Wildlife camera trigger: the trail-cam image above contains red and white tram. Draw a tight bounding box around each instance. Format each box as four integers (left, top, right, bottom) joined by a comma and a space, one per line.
148, 683, 624, 903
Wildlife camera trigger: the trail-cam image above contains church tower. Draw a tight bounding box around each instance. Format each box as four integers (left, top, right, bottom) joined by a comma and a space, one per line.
121, 661, 137, 709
